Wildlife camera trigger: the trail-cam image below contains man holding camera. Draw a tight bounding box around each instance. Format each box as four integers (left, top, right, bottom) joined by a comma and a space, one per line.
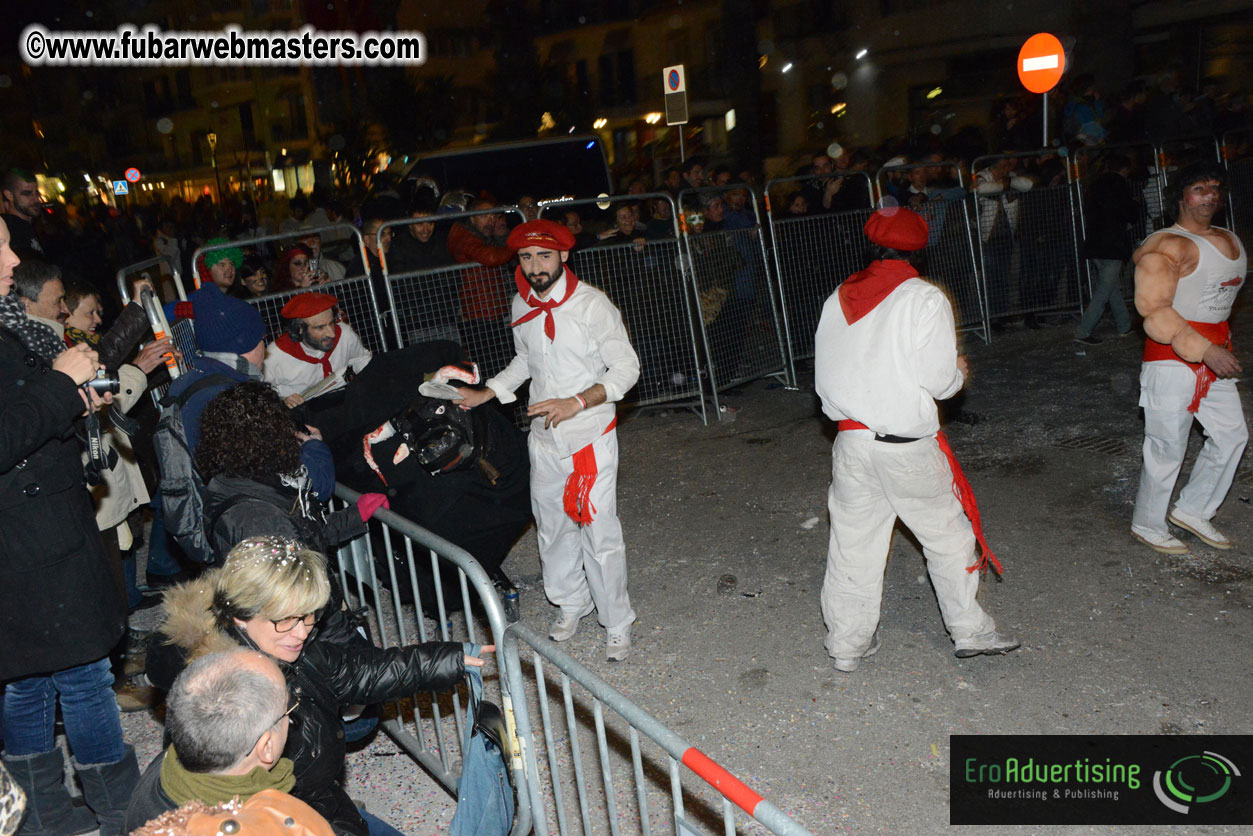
0, 223, 139, 836
263, 291, 373, 408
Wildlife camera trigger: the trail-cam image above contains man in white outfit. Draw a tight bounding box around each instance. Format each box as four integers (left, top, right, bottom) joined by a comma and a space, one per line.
814, 206, 1019, 673
1131, 161, 1248, 554
456, 220, 640, 660
263, 291, 372, 407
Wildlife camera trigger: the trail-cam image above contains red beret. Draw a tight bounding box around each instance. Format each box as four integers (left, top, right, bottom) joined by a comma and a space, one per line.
506, 219, 575, 252
281, 291, 338, 319
863, 207, 929, 252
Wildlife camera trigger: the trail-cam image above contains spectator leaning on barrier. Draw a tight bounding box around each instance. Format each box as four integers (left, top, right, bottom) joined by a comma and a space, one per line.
123, 650, 298, 834
974, 157, 1033, 322
813, 206, 1019, 673
456, 220, 641, 661
0, 218, 141, 836
448, 198, 515, 363
264, 291, 373, 407
145, 536, 489, 836
1130, 161, 1248, 555
197, 239, 243, 294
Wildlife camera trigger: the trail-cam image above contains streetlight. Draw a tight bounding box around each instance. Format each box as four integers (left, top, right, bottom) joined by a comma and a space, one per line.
207, 132, 222, 204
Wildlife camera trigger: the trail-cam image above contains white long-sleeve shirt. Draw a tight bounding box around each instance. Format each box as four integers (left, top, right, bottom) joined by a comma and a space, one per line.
486, 270, 640, 458
813, 277, 965, 438
263, 322, 373, 398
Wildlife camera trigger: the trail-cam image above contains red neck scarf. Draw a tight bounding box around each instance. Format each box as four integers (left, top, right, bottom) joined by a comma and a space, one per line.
275, 325, 341, 377
838, 259, 918, 324
510, 266, 579, 341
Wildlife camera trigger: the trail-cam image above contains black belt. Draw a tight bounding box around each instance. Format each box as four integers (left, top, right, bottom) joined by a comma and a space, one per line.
874, 433, 922, 444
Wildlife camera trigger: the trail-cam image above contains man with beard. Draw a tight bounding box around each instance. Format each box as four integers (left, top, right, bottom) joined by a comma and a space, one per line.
1130, 161, 1248, 554
264, 291, 373, 407
455, 220, 640, 660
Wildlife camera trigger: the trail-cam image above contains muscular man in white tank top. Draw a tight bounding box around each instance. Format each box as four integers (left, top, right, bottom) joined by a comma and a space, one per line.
1130, 161, 1249, 554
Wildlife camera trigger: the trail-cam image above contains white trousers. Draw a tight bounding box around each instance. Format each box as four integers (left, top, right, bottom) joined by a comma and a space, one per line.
529, 430, 635, 633
821, 432, 996, 658
1132, 363, 1248, 534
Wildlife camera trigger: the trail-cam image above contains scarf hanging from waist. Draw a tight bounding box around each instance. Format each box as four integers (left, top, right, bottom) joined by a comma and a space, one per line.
511, 267, 579, 341
160, 745, 295, 807
563, 415, 617, 526
1142, 320, 1230, 414
837, 419, 1004, 575
275, 326, 341, 377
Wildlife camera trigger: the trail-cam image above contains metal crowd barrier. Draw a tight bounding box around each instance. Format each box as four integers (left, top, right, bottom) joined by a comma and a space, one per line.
194, 226, 388, 355
116, 255, 193, 405
377, 206, 526, 397
330, 483, 532, 836
874, 161, 988, 341
764, 171, 875, 369
539, 193, 709, 422
971, 149, 1084, 325
501, 622, 814, 836
677, 185, 790, 409
1223, 129, 1253, 252
333, 484, 814, 836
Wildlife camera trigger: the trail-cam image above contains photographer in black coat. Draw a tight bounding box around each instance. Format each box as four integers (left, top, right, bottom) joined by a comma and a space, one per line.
0, 220, 139, 836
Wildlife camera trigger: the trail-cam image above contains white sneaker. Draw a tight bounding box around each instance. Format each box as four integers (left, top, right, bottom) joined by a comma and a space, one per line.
1131, 525, 1189, 555
954, 631, 1021, 658
833, 630, 881, 673
606, 629, 631, 661
549, 606, 594, 642
1168, 509, 1233, 550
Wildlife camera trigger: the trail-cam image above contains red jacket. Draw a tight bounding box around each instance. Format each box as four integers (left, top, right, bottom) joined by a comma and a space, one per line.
448, 223, 514, 322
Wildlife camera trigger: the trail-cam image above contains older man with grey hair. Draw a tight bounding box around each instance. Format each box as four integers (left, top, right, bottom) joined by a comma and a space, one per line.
122, 650, 297, 833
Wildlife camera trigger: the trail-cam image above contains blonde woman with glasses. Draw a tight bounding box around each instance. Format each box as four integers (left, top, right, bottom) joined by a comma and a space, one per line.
147, 536, 491, 836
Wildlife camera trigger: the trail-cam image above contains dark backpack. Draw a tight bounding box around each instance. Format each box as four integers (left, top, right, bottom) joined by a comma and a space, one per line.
153, 373, 234, 566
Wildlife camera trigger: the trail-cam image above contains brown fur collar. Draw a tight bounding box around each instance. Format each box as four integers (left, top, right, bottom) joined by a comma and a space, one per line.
158, 577, 240, 661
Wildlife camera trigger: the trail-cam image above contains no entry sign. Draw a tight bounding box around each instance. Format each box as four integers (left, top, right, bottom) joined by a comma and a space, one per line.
1017, 33, 1065, 94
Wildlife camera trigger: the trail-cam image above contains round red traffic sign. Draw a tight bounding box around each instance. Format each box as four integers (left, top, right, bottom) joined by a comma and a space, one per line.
667, 69, 680, 91
1017, 33, 1065, 94
124, 167, 141, 183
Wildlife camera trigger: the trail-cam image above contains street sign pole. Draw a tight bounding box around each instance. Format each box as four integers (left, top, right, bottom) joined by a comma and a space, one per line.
662, 64, 689, 163
1017, 33, 1066, 149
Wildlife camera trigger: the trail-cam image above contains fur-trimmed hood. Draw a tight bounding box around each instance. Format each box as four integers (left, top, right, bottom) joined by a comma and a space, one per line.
157, 577, 242, 662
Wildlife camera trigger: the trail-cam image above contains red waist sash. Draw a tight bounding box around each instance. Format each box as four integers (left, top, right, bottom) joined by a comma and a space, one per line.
1142, 320, 1230, 414
836, 420, 1003, 575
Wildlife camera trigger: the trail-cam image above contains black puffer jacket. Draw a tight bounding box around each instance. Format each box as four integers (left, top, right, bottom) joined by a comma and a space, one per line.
148, 577, 465, 836
202, 473, 367, 563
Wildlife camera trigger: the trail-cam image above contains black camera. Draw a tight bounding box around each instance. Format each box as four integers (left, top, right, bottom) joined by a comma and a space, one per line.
82, 367, 120, 396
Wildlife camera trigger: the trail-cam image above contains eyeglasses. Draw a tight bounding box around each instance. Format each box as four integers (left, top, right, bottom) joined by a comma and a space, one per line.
270, 613, 317, 632
250, 696, 299, 752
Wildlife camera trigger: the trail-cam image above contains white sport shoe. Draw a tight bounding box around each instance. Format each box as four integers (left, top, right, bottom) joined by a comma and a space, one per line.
1168, 509, 1234, 550
549, 605, 594, 642
833, 630, 881, 673
1131, 525, 1189, 555
954, 631, 1021, 658
606, 629, 631, 661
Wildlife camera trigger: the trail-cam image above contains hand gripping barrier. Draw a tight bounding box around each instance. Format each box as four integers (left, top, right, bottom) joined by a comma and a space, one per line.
971, 149, 1085, 328
501, 622, 815, 836
330, 483, 533, 836
192, 225, 389, 353
535, 194, 710, 423
677, 185, 792, 413
331, 485, 812, 835
763, 171, 876, 370
873, 161, 989, 342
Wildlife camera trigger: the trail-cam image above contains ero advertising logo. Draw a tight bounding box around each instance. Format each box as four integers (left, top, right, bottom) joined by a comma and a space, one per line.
950, 735, 1253, 825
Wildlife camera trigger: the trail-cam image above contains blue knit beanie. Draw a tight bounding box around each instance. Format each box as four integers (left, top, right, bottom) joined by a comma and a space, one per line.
185, 284, 267, 354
